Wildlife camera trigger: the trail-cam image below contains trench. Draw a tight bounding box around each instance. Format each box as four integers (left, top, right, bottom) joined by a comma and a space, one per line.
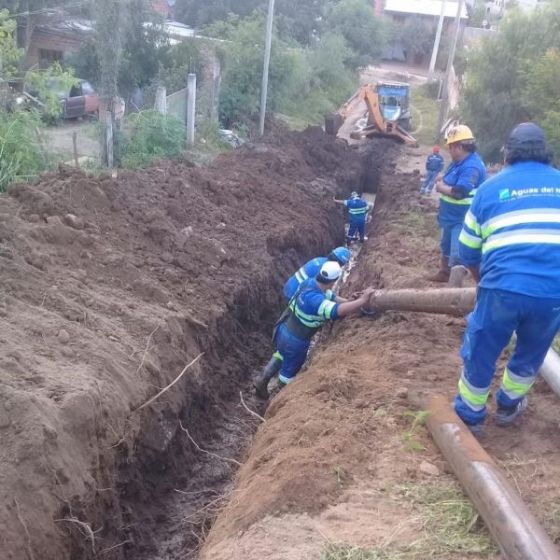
74, 144, 393, 560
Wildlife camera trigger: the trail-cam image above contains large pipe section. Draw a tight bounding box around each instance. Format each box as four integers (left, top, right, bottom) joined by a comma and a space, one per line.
410, 392, 560, 560
366, 287, 560, 399
366, 287, 476, 316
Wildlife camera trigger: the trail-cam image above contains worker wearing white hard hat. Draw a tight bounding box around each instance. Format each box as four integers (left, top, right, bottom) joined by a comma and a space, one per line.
255, 261, 374, 399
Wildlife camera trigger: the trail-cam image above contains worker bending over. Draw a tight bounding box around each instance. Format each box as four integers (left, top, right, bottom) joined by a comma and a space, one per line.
333, 191, 373, 245
255, 261, 373, 399
283, 246, 351, 300
420, 145, 444, 194
430, 125, 486, 282
455, 123, 560, 431
257, 246, 352, 387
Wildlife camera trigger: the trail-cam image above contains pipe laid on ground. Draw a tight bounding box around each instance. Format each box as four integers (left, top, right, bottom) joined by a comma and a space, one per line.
367, 287, 476, 316
410, 392, 560, 560
366, 287, 560, 399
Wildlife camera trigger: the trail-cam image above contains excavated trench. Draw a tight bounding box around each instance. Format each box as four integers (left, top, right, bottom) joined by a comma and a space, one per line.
112, 147, 393, 560
0, 128, 397, 560
86, 138, 397, 560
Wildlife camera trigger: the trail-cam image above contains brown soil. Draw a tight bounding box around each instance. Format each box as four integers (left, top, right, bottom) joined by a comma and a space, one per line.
0, 127, 396, 560
201, 167, 560, 559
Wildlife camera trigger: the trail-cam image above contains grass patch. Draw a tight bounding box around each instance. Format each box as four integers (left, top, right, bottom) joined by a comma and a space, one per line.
410, 85, 440, 148
393, 210, 440, 239
400, 410, 430, 452
322, 482, 497, 559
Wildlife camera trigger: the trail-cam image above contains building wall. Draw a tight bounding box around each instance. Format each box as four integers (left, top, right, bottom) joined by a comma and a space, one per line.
26, 31, 83, 68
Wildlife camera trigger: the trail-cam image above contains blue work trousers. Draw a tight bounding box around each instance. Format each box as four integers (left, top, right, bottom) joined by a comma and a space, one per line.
439, 223, 462, 267
420, 170, 439, 193
347, 219, 366, 243
274, 322, 310, 385
455, 288, 560, 425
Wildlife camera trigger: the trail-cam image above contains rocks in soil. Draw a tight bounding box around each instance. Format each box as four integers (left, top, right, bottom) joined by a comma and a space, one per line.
419, 460, 441, 477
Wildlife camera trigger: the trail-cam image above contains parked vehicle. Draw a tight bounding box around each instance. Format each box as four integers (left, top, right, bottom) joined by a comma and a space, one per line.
49, 78, 100, 119
21, 78, 100, 119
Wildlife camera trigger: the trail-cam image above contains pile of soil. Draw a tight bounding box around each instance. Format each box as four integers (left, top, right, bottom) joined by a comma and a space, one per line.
201, 157, 560, 559
0, 127, 393, 560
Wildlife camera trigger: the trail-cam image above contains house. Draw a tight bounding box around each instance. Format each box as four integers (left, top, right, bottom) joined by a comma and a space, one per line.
151, 0, 176, 19
25, 18, 93, 68
376, 0, 469, 65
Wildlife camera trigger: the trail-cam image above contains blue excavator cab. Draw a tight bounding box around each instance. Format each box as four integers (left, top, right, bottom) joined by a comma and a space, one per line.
377, 83, 411, 130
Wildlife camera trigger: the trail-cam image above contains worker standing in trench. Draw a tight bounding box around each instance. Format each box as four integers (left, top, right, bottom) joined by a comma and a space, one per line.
333, 191, 373, 245
255, 261, 374, 399
257, 246, 352, 388
454, 122, 560, 431
429, 125, 487, 283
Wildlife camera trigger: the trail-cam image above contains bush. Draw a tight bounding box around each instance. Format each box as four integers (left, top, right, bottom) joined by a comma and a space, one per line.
0, 110, 52, 191
120, 110, 186, 168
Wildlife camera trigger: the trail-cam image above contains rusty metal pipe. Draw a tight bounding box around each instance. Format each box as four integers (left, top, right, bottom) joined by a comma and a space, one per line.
410, 392, 560, 560
369, 287, 560, 397
368, 287, 476, 316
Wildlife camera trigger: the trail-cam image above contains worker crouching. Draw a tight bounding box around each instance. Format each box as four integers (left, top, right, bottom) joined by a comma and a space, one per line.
454, 122, 560, 431
255, 261, 373, 399
430, 125, 486, 282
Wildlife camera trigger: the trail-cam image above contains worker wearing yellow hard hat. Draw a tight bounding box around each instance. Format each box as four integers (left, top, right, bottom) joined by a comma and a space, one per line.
428, 124, 487, 283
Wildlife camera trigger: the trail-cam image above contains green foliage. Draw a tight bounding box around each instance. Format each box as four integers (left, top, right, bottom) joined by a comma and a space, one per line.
205, 14, 357, 129
469, 0, 488, 28
325, 0, 387, 67
0, 110, 52, 191
395, 17, 435, 64
69, 0, 169, 99
25, 63, 79, 118
0, 9, 22, 78
120, 110, 186, 168
461, 2, 560, 162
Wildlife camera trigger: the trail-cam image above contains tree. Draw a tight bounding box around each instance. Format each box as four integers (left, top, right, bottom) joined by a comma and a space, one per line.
324, 0, 387, 68
0, 9, 23, 78
460, 2, 560, 161
397, 17, 435, 65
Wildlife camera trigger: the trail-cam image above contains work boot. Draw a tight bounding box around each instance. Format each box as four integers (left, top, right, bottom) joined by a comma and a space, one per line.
495, 397, 528, 427
449, 265, 469, 287
254, 356, 282, 400
428, 256, 450, 283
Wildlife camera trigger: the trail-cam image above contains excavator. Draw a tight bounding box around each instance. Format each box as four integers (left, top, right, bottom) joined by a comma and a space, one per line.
325, 82, 418, 146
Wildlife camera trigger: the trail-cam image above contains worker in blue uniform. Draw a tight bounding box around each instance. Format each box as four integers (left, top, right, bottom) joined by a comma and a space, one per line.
254, 247, 352, 388
283, 246, 351, 300
429, 125, 487, 282
455, 122, 560, 431
255, 261, 374, 399
420, 145, 444, 194
333, 191, 373, 245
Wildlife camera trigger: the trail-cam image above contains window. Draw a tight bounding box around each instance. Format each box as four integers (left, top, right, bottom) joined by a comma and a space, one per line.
69, 84, 82, 97
39, 48, 63, 68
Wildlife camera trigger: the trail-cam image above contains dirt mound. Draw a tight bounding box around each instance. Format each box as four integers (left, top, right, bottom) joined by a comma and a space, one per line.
0, 127, 390, 560
201, 167, 560, 560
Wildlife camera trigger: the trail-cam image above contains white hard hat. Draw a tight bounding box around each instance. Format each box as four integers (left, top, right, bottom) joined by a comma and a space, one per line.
318, 261, 342, 282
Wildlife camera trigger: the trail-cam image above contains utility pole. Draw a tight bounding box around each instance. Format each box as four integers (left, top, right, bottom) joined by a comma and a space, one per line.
259, 0, 275, 136
428, 0, 447, 77
436, 0, 464, 139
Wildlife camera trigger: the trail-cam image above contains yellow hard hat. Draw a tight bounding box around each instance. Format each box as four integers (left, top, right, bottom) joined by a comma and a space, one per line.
446, 124, 475, 145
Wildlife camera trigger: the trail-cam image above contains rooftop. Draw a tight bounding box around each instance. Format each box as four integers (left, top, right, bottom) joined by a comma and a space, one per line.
384, 0, 468, 19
